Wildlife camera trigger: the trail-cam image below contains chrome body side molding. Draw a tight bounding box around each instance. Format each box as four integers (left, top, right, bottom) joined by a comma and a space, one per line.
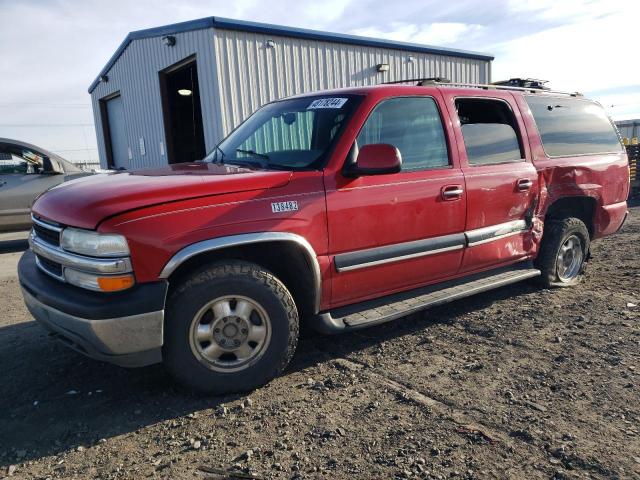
334, 220, 530, 273
465, 219, 528, 246
334, 233, 466, 272
159, 232, 323, 314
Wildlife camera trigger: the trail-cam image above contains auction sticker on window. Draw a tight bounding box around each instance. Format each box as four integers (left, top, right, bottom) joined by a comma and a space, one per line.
308, 98, 348, 109
271, 201, 299, 213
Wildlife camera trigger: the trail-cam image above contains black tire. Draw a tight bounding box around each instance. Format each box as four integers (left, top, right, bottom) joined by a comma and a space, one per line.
163, 261, 299, 394
535, 217, 590, 288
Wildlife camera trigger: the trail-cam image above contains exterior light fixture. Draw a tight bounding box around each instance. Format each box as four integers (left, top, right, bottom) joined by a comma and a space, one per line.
177, 89, 192, 96
162, 35, 176, 46
376, 63, 390, 72
100, 75, 109, 83
265, 39, 276, 48
407, 56, 416, 63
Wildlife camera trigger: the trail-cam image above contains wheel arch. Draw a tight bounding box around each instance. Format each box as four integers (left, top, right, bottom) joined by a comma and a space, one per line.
160, 233, 322, 315
543, 196, 597, 238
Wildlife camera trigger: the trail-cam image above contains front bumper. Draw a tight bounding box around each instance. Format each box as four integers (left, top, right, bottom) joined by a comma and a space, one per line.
19, 250, 167, 367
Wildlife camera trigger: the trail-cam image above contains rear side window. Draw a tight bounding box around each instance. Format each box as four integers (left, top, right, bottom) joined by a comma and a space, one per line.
525, 96, 623, 157
455, 98, 524, 165
356, 97, 449, 171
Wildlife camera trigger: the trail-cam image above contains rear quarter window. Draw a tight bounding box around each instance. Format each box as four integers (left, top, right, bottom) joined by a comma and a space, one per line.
525, 96, 623, 157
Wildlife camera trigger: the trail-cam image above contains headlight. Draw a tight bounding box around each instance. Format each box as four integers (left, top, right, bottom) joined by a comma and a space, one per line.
65, 268, 135, 292
61, 228, 129, 257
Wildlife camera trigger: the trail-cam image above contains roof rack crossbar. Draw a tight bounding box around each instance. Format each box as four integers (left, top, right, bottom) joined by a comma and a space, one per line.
379, 78, 583, 97
382, 77, 451, 86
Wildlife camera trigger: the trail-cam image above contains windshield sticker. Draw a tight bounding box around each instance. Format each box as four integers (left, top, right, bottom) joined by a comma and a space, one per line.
307, 98, 348, 109
271, 201, 299, 213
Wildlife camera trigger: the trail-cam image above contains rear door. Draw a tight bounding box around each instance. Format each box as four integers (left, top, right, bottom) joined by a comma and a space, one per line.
441, 91, 538, 272
325, 93, 467, 307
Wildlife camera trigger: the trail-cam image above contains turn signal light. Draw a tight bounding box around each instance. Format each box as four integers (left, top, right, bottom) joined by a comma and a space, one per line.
97, 275, 135, 292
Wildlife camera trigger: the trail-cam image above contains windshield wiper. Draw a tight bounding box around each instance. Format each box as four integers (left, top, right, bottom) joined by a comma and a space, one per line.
236, 148, 270, 160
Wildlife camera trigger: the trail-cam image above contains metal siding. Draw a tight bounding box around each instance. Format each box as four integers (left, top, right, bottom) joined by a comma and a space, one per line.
213, 29, 489, 139
616, 121, 640, 140
90, 28, 222, 169
91, 26, 489, 168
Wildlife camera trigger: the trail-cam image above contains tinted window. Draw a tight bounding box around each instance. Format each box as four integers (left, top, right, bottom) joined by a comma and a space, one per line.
456, 98, 524, 165
526, 96, 623, 156
357, 97, 449, 171
461, 124, 522, 165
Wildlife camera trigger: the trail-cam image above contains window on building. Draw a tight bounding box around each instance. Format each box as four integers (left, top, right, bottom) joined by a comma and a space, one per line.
456, 98, 524, 165
525, 96, 623, 157
356, 97, 449, 171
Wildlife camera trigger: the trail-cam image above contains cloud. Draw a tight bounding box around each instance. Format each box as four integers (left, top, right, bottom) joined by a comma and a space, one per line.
350, 22, 485, 46
0, 0, 638, 162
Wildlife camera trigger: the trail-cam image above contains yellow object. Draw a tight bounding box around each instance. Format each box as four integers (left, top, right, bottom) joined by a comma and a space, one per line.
623, 137, 629, 145
632, 137, 639, 145
97, 274, 135, 292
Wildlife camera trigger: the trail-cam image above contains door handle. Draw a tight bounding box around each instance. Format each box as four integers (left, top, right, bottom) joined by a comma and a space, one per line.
441, 185, 464, 200
516, 179, 533, 191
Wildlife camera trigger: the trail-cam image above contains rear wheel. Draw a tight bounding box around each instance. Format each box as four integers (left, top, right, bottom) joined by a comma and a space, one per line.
163, 261, 299, 394
535, 217, 590, 287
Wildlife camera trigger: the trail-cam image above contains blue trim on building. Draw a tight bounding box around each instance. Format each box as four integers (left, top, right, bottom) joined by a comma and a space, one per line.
88, 16, 494, 93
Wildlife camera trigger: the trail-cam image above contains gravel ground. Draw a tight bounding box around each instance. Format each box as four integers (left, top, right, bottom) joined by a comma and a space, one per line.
0, 205, 638, 480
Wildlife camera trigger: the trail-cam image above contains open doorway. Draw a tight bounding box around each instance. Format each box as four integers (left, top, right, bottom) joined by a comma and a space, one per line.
159, 56, 205, 164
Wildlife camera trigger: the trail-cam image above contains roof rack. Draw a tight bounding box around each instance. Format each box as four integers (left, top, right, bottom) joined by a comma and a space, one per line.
380, 77, 582, 97
492, 78, 549, 90
382, 77, 451, 86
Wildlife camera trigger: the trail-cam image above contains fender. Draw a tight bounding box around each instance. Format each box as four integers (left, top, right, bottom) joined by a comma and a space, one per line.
158, 232, 322, 313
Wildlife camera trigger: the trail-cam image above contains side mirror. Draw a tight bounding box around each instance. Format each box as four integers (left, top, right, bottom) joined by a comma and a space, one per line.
344, 143, 402, 177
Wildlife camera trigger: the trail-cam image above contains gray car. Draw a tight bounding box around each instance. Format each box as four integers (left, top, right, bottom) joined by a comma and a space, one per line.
0, 138, 91, 232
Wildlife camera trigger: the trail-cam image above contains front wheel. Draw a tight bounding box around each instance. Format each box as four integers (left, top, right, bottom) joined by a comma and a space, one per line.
535, 217, 590, 287
163, 261, 299, 394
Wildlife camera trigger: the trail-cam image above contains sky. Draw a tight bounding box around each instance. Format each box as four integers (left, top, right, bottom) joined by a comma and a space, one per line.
0, 0, 639, 164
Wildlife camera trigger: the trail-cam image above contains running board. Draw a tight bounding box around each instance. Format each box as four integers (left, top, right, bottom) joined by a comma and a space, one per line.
313, 262, 540, 334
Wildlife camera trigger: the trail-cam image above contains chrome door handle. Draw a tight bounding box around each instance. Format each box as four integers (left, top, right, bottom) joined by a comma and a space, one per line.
442, 185, 464, 200
517, 179, 533, 191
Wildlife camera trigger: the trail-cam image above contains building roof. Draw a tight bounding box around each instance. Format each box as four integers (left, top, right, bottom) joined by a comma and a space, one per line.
88, 16, 495, 93
616, 119, 640, 125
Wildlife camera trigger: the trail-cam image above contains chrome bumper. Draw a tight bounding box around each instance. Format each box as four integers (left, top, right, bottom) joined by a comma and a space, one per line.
22, 287, 163, 367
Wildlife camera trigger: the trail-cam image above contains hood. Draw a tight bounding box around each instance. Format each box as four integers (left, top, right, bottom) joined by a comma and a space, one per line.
32, 162, 292, 229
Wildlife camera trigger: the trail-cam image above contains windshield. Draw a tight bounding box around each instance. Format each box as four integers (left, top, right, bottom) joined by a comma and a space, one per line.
204, 94, 361, 170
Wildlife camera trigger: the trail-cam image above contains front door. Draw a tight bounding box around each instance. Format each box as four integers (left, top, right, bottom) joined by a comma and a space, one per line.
326, 94, 467, 307
442, 92, 539, 272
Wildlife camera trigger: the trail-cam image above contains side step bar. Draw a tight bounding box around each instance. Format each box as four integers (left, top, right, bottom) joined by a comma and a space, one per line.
313, 262, 540, 334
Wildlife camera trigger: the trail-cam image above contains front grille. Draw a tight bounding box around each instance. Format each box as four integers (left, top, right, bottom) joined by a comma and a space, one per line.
36, 254, 63, 278
33, 222, 61, 247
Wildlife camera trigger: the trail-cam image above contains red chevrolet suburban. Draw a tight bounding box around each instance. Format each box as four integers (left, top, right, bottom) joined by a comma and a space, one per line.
19, 81, 629, 394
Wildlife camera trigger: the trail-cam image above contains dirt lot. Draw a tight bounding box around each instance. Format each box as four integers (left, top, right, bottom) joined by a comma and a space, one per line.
1, 205, 639, 480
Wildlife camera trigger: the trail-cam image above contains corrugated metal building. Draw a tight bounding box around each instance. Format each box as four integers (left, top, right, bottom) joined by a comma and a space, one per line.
89, 17, 494, 170
616, 119, 640, 141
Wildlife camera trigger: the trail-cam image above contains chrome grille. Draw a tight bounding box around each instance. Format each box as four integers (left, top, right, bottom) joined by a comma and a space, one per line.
31, 215, 62, 247
35, 254, 63, 278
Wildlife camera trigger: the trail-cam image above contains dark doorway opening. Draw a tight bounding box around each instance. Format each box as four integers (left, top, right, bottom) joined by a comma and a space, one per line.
159, 56, 205, 163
